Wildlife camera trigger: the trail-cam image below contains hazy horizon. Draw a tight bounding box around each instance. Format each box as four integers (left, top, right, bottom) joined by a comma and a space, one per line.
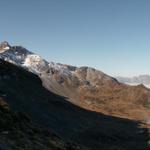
0, 0, 150, 76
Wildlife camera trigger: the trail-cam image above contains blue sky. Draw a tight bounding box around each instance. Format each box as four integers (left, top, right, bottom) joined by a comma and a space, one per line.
0, 0, 150, 76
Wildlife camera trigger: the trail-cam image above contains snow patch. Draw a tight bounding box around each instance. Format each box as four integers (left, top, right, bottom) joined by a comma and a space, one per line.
124, 82, 150, 88
3, 46, 10, 50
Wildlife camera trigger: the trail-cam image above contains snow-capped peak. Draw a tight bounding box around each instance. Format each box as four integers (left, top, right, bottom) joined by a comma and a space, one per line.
0, 41, 11, 52
23, 54, 49, 74
24, 54, 44, 66
0, 42, 48, 73
0, 42, 69, 75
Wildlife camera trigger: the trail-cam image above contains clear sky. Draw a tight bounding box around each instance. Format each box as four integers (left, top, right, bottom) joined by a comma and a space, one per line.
0, 0, 150, 76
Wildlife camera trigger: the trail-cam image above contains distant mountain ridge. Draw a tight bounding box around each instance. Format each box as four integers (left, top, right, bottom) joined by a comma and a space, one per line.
117, 75, 150, 88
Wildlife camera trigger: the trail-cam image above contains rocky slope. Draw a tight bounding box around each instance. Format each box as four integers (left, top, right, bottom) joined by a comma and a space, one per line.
0, 59, 149, 150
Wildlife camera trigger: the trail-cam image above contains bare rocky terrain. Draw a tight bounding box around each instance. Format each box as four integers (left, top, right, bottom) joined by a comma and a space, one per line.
41, 65, 150, 124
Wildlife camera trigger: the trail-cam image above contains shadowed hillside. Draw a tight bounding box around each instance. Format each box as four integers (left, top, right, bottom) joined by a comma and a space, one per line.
0, 59, 149, 150
0, 98, 83, 150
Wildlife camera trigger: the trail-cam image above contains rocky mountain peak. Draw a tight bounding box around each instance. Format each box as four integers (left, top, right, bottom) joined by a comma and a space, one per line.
0, 41, 11, 51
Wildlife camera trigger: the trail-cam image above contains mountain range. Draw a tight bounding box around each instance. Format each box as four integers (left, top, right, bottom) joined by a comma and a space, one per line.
117, 75, 150, 88
0, 41, 149, 150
